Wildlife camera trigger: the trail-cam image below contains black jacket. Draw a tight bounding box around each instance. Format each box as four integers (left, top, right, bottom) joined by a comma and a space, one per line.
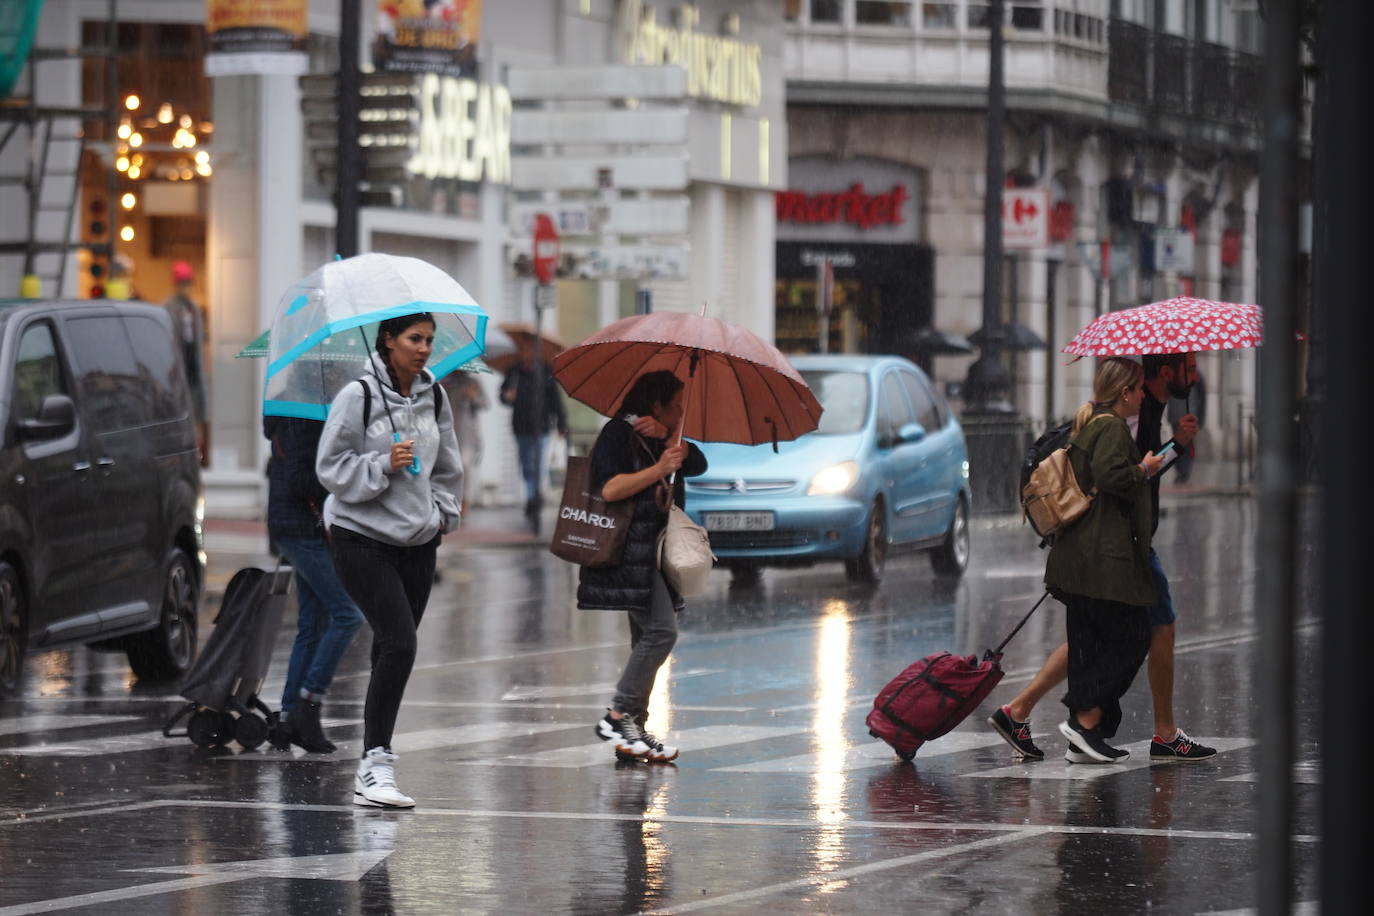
263, 416, 328, 541
500, 363, 568, 436
576, 419, 706, 611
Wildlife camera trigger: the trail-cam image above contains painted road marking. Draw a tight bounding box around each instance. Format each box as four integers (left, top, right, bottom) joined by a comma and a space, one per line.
0, 715, 141, 737
499, 667, 724, 701
965, 737, 1255, 780
224, 721, 572, 761
714, 731, 1006, 773
0, 851, 391, 916
1219, 763, 1319, 784
4, 718, 361, 758
468, 724, 808, 769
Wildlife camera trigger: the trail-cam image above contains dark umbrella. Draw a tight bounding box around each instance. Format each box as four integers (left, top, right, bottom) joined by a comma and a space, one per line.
969, 322, 1047, 351
906, 327, 975, 355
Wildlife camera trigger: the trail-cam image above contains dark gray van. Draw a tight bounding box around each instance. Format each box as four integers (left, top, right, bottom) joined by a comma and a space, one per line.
0, 300, 203, 694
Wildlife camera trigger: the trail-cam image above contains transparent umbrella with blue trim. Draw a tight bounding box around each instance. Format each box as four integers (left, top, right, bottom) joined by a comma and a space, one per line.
264, 253, 489, 420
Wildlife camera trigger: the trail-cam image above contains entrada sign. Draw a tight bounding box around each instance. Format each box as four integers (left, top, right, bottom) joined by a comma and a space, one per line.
619, 1, 763, 108
775, 183, 910, 230
406, 73, 512, 184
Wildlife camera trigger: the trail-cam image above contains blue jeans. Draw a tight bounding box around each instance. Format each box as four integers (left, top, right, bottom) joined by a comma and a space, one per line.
516, 433, 547, 502
276, 535, 365, 713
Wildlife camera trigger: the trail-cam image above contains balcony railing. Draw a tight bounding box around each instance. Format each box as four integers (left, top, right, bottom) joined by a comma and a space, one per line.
1108, 18, 1262, 130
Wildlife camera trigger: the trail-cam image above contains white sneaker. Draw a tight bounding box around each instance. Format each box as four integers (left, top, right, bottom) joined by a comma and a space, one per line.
354, 747, 415, 808
639, 729, 680, 764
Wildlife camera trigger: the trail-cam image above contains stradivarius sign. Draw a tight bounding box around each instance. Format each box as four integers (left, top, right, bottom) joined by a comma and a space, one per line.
618, 1, 763, 108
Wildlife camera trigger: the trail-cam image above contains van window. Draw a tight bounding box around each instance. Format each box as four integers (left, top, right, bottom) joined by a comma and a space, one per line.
13, 322, 70, 422
123, 315, 189, 423
64, 315, 148, 432
898, 371, 942, 432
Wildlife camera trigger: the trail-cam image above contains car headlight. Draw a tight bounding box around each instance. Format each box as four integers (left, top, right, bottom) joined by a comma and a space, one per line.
807, 460, 859, 496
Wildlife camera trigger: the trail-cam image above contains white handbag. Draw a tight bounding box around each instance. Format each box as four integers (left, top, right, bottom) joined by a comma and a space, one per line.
657, 503, 716, 597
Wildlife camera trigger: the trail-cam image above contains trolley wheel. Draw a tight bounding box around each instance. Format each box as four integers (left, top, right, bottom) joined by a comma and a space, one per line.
217, 713, 236, 746
187, 709, 225, 747
234, 713, 269, 750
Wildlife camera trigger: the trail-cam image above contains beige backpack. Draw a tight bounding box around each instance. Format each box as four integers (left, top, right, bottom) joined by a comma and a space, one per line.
1021, 415, 1108, 538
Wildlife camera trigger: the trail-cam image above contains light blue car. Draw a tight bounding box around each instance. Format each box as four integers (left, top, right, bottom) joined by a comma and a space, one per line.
685, 354, 971, 585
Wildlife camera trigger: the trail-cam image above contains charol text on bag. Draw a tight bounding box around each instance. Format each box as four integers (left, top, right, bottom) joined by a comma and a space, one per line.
549, 456, 635, 567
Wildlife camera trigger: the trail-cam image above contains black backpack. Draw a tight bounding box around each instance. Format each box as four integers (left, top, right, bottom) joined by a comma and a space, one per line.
357, 376, 445, 428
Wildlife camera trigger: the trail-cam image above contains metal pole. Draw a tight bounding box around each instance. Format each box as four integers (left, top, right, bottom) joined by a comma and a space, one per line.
336, 0, 361, 259
1318, 1, 1373, 912
964, 0, 1009, 411
1255, 1, 1300, 913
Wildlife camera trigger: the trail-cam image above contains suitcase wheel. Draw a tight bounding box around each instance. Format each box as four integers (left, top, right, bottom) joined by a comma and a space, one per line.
187, 709, 227, 748
233, 713, 269, 751
897, 750, 916, 762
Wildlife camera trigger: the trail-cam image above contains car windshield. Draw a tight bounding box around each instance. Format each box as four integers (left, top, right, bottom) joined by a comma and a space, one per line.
800, 370, 869, 434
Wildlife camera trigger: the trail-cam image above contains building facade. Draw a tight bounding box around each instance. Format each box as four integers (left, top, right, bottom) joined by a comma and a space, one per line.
780, 0, 1269, 454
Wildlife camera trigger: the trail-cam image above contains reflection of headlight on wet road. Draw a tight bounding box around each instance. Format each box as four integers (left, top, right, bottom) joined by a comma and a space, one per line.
807, 460, 858, 496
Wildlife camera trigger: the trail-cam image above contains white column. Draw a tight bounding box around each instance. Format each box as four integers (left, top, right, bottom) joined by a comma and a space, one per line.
736, 188, 776, 341
204, 73, 303, 517
689, 183, 725, 314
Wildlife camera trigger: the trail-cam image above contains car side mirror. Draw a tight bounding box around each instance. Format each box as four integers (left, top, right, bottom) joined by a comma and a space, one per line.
18, 393, 77, 441
896, 421, 927, 444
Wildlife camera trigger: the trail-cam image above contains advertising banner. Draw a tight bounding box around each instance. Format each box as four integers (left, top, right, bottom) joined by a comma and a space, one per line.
374, 0, 482, 77
205, 0, 308, 76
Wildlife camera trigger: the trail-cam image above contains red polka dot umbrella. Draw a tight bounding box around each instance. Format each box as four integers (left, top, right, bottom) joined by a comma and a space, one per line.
1062, 297, 1264, 358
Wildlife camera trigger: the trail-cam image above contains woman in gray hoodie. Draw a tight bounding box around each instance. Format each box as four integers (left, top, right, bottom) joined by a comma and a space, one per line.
316, 312, 463, 809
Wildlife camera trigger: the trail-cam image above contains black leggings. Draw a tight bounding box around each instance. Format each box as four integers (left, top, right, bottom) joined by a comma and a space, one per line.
1060, 592, 1151, 739
329, 526, 439, 752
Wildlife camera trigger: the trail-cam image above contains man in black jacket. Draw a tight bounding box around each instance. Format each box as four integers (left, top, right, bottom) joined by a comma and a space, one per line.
500, 340, 568, 516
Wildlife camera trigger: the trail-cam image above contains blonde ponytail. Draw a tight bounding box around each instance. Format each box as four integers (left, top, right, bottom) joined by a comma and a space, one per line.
1072, 356, 1144, 434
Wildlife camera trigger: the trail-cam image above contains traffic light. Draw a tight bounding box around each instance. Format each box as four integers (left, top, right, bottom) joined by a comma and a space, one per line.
88, 197, 107, 239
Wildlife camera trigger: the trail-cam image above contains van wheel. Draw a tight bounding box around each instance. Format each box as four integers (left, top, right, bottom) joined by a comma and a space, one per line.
0, 562, 27, 697
845, 499, 886, 585
931, 498, 971, 578
127, 549, 199, 682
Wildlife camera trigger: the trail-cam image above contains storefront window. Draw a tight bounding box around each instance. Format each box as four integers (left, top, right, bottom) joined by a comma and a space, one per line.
811, 0, 843, 23
921, 3, 957, 29
1011, 3, 1045, 31
857, 2, 914, 26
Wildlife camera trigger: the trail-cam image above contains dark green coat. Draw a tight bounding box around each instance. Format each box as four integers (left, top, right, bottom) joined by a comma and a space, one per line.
1044, 411, 1157, 607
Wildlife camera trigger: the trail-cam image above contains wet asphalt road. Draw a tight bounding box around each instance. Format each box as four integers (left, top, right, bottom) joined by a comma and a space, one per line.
0, 487, 1319, 915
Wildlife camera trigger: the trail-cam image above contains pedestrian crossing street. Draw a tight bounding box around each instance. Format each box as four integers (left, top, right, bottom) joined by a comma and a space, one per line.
0, 712, 1284, 783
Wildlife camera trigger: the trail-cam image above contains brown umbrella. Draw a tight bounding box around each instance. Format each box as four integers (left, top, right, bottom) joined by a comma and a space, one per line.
553, 311, 823, 448
486, 322, 563, 373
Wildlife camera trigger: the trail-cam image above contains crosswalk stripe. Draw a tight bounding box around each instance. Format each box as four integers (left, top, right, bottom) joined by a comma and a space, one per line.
499, 668, 723, 701
964, 737, 1254, 780
225, 721, 571, 762
0, 715, 141, 738
714, 731, 1006, 773
467, 724, 808, 769
4, 717, 361, 758
1219, 763, 1319, 785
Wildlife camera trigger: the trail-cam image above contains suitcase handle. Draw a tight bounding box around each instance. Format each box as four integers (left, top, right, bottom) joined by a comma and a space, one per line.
986, 591, 1051, 660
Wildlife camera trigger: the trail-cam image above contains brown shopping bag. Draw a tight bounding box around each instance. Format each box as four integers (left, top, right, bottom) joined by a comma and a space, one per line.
549, 456, 635, 567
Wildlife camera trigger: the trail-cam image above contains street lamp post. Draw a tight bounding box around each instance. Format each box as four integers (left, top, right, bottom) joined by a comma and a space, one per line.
336, 0, 361, 259
964, 0, 1012, 414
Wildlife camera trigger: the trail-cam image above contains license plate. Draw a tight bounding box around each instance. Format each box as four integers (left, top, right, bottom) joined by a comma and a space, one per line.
703, 512, 774, 532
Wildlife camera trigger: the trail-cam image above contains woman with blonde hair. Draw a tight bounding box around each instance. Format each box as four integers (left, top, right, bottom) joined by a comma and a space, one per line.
1044, 356, 1167, 762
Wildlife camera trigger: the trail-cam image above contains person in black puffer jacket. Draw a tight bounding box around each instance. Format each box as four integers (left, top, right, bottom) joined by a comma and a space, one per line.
263, 414, 365, 754
582, 370, 706, 765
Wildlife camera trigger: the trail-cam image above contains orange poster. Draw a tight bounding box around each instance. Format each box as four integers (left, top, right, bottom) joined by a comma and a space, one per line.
375, 0, 482, 77
206, 0, 308, 72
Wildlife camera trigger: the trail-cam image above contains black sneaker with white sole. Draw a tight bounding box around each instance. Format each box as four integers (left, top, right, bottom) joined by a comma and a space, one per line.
1150, 729, 1217, 761
1057, 719, 1129, 763
988, 706, 1045, 760
594, 709, 649, 759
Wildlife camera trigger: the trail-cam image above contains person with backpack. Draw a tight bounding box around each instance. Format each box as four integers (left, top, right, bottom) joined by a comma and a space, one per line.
994, 357, 1165, 763
316, 313, 463, 808
263, 412, 364, 754
990, 352, 1217, 763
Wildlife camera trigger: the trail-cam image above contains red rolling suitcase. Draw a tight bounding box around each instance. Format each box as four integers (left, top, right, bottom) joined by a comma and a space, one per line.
866, 593, 1049, 761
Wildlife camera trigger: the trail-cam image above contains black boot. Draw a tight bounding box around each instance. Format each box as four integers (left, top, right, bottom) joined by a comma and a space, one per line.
268, 712, 294, 751
291, 699, 336, 753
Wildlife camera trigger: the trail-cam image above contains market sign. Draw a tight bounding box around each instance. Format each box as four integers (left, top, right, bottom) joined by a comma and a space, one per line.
618, 1, 763, 108
206, 0, 307, 76
775, 183, 910, 230
375, 0, 482, 77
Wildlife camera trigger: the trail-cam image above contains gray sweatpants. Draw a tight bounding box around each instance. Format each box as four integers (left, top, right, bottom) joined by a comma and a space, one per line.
612, 573, 678, 719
